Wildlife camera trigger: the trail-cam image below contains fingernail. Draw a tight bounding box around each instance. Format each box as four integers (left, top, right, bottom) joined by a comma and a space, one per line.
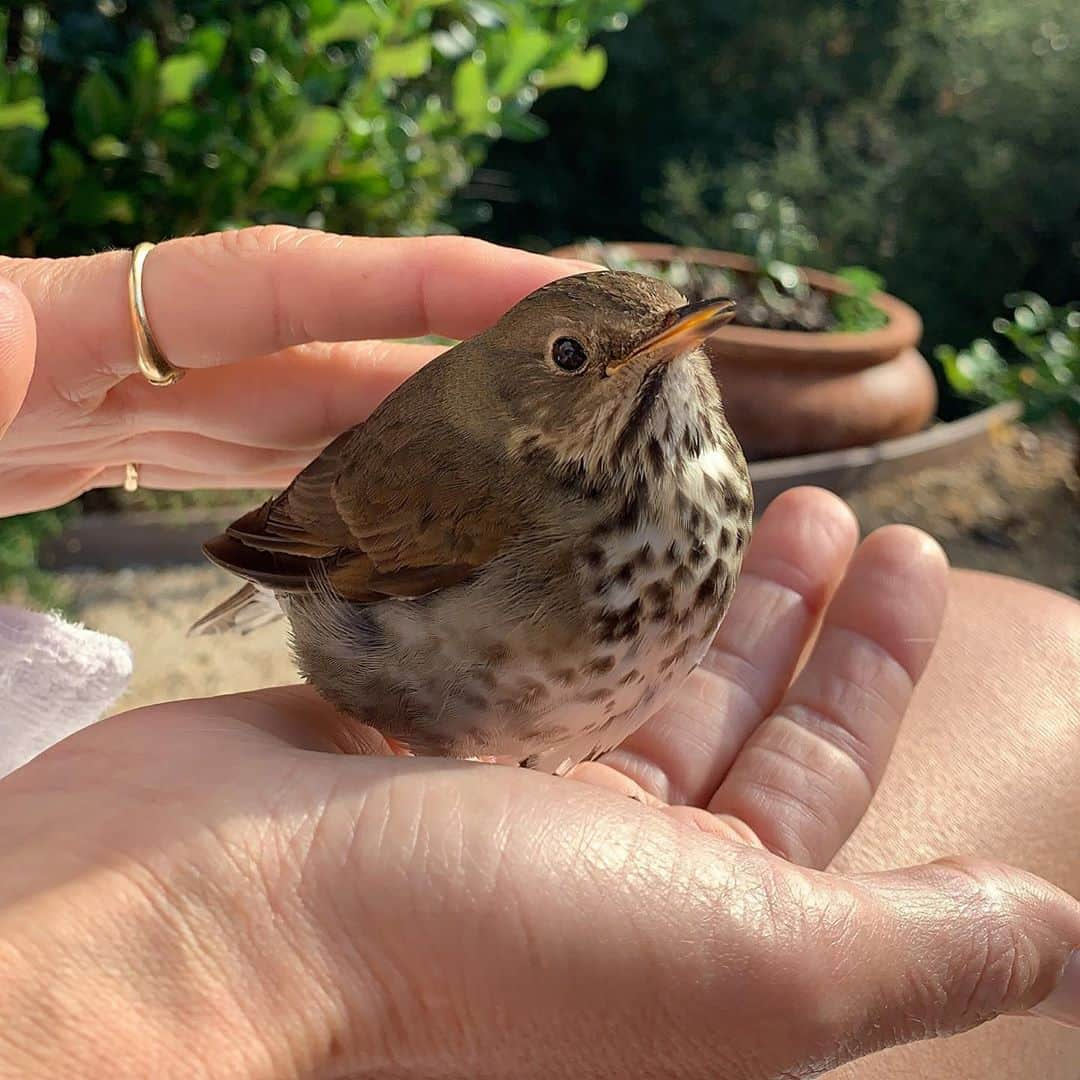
1031, 949, 1080, 1028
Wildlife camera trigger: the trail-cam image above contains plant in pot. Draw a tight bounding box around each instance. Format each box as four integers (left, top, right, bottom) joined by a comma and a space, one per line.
553, 178, 936, 462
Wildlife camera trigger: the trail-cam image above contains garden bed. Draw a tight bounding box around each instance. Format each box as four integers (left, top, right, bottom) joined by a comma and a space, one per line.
847, 423, 1078, 598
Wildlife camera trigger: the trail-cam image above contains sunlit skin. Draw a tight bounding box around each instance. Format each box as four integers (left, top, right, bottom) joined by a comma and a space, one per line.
0, 229, 1077, 1078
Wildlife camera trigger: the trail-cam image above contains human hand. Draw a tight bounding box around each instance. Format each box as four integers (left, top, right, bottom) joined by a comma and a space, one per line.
2, 488, 1076, 1079
0, 227, 593, 515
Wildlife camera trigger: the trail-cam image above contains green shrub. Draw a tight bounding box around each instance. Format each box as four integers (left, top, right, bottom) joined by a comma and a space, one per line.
936, 293, 1080, 471
478, 0, 1080, 373
831, 267, 889, 333
0, 1, 640, 256
0, 508, 72, 607
644, 171, 888, 332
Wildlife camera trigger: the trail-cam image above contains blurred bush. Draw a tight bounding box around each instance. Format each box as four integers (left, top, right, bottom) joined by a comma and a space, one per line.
0, 0, 639, 256
0, 507, 71, 605
476, 0, 1080, 386
937, 293, 1079, 471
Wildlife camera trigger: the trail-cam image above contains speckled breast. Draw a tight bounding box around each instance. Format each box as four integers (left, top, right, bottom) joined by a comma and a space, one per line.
288, 460, 752, 776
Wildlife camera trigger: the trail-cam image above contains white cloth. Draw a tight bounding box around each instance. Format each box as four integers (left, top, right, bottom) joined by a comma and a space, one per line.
0, 605, 133, 779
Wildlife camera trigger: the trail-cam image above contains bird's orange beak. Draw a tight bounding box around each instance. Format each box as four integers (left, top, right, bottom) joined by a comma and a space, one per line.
605, 297, 738, 376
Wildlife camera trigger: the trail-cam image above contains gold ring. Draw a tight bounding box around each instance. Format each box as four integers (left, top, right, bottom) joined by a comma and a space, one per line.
129, 242, 184, 387
124, 463, 140, 493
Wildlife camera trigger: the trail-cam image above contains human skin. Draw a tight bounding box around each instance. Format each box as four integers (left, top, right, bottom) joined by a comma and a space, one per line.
828, 570, 1080, 1079
0, 230, 1078, 1076
0, 228, 597, 513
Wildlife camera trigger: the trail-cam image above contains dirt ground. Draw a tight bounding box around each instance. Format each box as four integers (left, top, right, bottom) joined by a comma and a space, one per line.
846, 424, 1079, 598
57, 425, 1078, 714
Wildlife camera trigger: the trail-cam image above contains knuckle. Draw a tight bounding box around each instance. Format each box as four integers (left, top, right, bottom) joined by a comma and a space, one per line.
202, 223, 351, 261
425, 234, 495, 262
931, 857, 1045, 1024
210, 223, 310, 257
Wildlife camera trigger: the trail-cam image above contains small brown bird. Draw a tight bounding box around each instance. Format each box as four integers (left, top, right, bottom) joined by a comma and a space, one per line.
192, 271, 752, 774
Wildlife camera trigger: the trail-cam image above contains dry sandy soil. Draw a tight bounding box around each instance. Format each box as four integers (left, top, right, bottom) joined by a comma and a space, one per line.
55, 425, 1078, 714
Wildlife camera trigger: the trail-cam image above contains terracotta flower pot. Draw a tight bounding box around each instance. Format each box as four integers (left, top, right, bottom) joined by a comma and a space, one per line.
552, 241, 938, 461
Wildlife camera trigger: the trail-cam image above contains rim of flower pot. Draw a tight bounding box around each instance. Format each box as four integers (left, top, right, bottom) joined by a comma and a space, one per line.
747, 400, 1021, 510
553, 241, 924, 373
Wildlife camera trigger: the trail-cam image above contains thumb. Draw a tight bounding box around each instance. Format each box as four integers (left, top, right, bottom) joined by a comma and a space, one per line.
837, 857, 1080, 1054
0, 275, 35, 439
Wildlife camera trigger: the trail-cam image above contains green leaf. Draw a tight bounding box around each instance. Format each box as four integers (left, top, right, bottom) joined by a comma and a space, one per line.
465, 1, 503, 29
7, 68, 43, 106
453, 55, 489, 131
372, 39, 432, 81
0, 97, 47, 131
104, 192, 135, 223
189, 25, 228, 68
493, 28, 552, 96
537, 46, 607, 91
309, 3, 379, 45
158, 104, 201, 138
268, 107, 344, 188
73, 72, 128, 144
160, 54, 211, 107
500, 111, 548, 141
835, 265, 885, 294
48, 142, 86, 186
935, 347, 970, 394
128, 34, 160, 119
89, 135, 129, 160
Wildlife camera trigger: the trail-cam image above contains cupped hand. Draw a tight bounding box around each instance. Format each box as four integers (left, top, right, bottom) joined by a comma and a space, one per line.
2, 488, 1077, 1079
0, 227, 593, 515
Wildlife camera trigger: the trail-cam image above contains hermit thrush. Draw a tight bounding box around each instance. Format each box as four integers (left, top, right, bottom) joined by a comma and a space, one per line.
192, 271, 753, 774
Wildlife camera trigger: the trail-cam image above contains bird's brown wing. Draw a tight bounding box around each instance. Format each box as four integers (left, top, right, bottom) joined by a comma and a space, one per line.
203, 416, 521, 602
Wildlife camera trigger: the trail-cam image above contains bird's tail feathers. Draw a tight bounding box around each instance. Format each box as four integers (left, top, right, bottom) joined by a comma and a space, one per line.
187, 583, 283, 637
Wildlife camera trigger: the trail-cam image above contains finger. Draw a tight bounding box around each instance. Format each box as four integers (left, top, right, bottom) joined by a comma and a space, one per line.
0, 460, 302, 515
0, 464, 109, 516
846, 858, 1080, 1043
0, 275, 35, 438
718, 855, 1080, 1073
111, 684, 395, 757
604, 487, 858, 805
707, 526, 949, 868
227, 684, 398, 756
57, 681, 417, 764
0, 229, 595, 386
101, 340, 439, 449
91, 462, 305, 491
2, 431, 310, 474
0, 340, 440, 456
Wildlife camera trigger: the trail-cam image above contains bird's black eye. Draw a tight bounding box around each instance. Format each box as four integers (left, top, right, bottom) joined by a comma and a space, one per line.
552, 336, 588, 373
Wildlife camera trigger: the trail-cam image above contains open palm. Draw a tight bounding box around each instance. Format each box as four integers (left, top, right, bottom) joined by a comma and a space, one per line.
2, 229, 1077, 1076
5, 486, 1076, 1078
325, 482, 946, 874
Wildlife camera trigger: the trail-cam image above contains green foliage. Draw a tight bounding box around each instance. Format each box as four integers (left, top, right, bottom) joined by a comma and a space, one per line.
644, 170, 888, 332
0, 1, 640, 255
832, 267, 889, 333
477, 0, 1080, 367
936, 294, 1080, 432
0, 508, 72, 608
649, 161, 821, 271
570, 239, 885, 335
